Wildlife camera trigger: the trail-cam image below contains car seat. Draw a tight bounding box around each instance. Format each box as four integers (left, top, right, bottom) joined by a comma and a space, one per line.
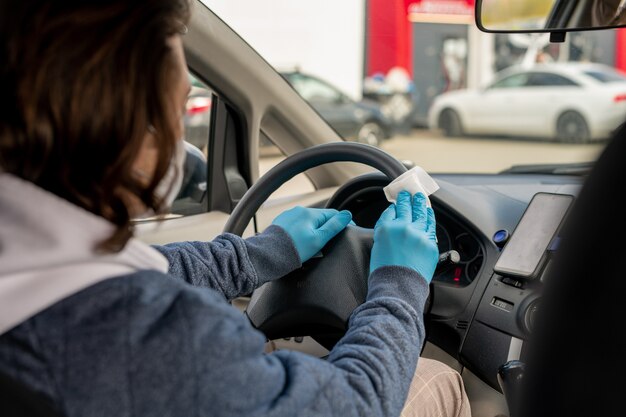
519, 123, 626, 416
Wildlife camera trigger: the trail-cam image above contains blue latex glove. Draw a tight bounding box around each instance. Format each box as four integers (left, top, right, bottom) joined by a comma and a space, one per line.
272, 207, 353, 263
370, 191, 439, 282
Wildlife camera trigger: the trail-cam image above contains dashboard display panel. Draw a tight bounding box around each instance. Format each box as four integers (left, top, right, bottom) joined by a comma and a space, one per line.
338, 186, 485, 287
434, 221, 484, 286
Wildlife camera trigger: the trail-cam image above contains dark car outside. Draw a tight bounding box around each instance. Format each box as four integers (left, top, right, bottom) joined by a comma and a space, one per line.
184, 74, 212, 152
281, 71, 393, 146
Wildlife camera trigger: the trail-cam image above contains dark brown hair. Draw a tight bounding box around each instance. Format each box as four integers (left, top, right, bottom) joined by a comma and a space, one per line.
0, 0, 190, 251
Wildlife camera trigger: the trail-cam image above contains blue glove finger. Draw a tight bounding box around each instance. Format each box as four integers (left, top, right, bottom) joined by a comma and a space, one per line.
369, 216, 439, 281
426, 207, 437, 242
375, 204, 396, 229
271, 207, 335, 263
396, 191, 412, 221
349, 221, 356, 226
316, 210, 352, 243
310, 208, 339, 228
412, 193, 428, 231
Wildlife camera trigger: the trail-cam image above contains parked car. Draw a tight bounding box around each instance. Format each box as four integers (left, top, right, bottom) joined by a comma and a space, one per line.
429, 63, 626, 143
184, 74, 212, 151
281, 71, 392, 146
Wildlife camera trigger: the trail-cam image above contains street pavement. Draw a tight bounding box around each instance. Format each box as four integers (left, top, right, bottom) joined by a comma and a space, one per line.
379, 129, 604, 173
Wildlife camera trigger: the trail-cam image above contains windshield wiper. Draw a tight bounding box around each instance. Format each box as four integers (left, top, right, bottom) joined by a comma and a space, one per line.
500, 162, 593, 176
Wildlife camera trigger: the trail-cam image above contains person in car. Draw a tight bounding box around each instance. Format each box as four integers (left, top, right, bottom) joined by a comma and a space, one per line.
0, 1, 469, 416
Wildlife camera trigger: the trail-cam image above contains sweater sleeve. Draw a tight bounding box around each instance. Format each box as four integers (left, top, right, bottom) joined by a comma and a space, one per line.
9, 266, 429, 417
177, 265, 429, 417
153, 225, 301, 300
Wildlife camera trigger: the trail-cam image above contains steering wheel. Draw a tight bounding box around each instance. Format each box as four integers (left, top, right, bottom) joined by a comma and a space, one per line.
223, 142, 407, 349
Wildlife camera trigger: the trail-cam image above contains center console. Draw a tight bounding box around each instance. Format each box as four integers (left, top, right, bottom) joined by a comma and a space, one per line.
460, 193, 574, 390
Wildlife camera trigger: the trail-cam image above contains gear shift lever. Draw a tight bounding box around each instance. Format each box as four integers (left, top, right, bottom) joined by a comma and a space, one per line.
497, 360, 526, 417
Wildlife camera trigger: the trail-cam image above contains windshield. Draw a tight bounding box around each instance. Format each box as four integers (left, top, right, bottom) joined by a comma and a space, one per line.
202, 0, 625, 174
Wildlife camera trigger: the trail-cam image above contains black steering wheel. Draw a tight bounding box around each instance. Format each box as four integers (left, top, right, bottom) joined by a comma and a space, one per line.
223, 142, 407, 349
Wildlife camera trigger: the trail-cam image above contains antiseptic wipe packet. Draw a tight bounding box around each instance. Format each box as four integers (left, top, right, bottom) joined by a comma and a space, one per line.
383, 166, 439, 207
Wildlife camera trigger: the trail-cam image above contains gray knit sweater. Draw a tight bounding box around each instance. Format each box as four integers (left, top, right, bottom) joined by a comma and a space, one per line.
0, 178, 429, 417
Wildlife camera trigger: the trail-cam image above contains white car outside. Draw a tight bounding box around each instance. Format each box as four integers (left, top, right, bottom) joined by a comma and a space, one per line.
428, 63, 626, 143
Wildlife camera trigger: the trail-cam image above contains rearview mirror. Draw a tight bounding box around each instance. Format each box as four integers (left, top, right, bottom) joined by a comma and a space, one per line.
476, 0, 626, 33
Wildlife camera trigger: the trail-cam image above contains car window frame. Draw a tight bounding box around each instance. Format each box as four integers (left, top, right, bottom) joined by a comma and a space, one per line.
488, 73, 531, 89
526, 72, 580, 87
583, 69, 626, 83
138, 66, 252, 221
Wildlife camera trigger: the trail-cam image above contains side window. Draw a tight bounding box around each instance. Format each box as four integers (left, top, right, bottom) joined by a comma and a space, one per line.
184, 73, 213, 154
490, 73, 530, 89
527, 73, 579, 87
289, 74, 342, 104
584, 70, 626, 83
169, 72, 213, 216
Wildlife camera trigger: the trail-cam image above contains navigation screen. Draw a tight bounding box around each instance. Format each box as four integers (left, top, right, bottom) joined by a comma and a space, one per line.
494, 193, 573, 279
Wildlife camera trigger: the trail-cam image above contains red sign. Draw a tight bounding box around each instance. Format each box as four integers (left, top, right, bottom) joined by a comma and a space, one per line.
408, 0, 474, 16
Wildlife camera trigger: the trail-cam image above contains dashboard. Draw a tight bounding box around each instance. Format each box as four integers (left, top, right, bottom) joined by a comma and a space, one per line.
433, 215, 484, 287
328, 171, 583, 390
328, 180, 485, 287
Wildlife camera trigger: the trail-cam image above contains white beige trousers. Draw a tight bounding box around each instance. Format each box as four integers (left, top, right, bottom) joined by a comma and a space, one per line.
266, 340, 471, 417
400, 357, 471, 417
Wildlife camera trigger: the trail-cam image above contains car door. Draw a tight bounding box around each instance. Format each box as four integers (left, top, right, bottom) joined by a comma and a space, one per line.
136, 70, 249, 243
137, 67, 341, 245
521, 72, 583, 136
469, 73, 531, 135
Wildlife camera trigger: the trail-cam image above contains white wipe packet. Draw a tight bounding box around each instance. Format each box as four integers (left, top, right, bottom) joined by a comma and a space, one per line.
383, 166, 439, 207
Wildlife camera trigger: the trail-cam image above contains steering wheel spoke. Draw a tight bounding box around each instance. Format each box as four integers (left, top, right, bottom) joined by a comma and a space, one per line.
246, 226, 373, 346
223, 143, 407, 348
